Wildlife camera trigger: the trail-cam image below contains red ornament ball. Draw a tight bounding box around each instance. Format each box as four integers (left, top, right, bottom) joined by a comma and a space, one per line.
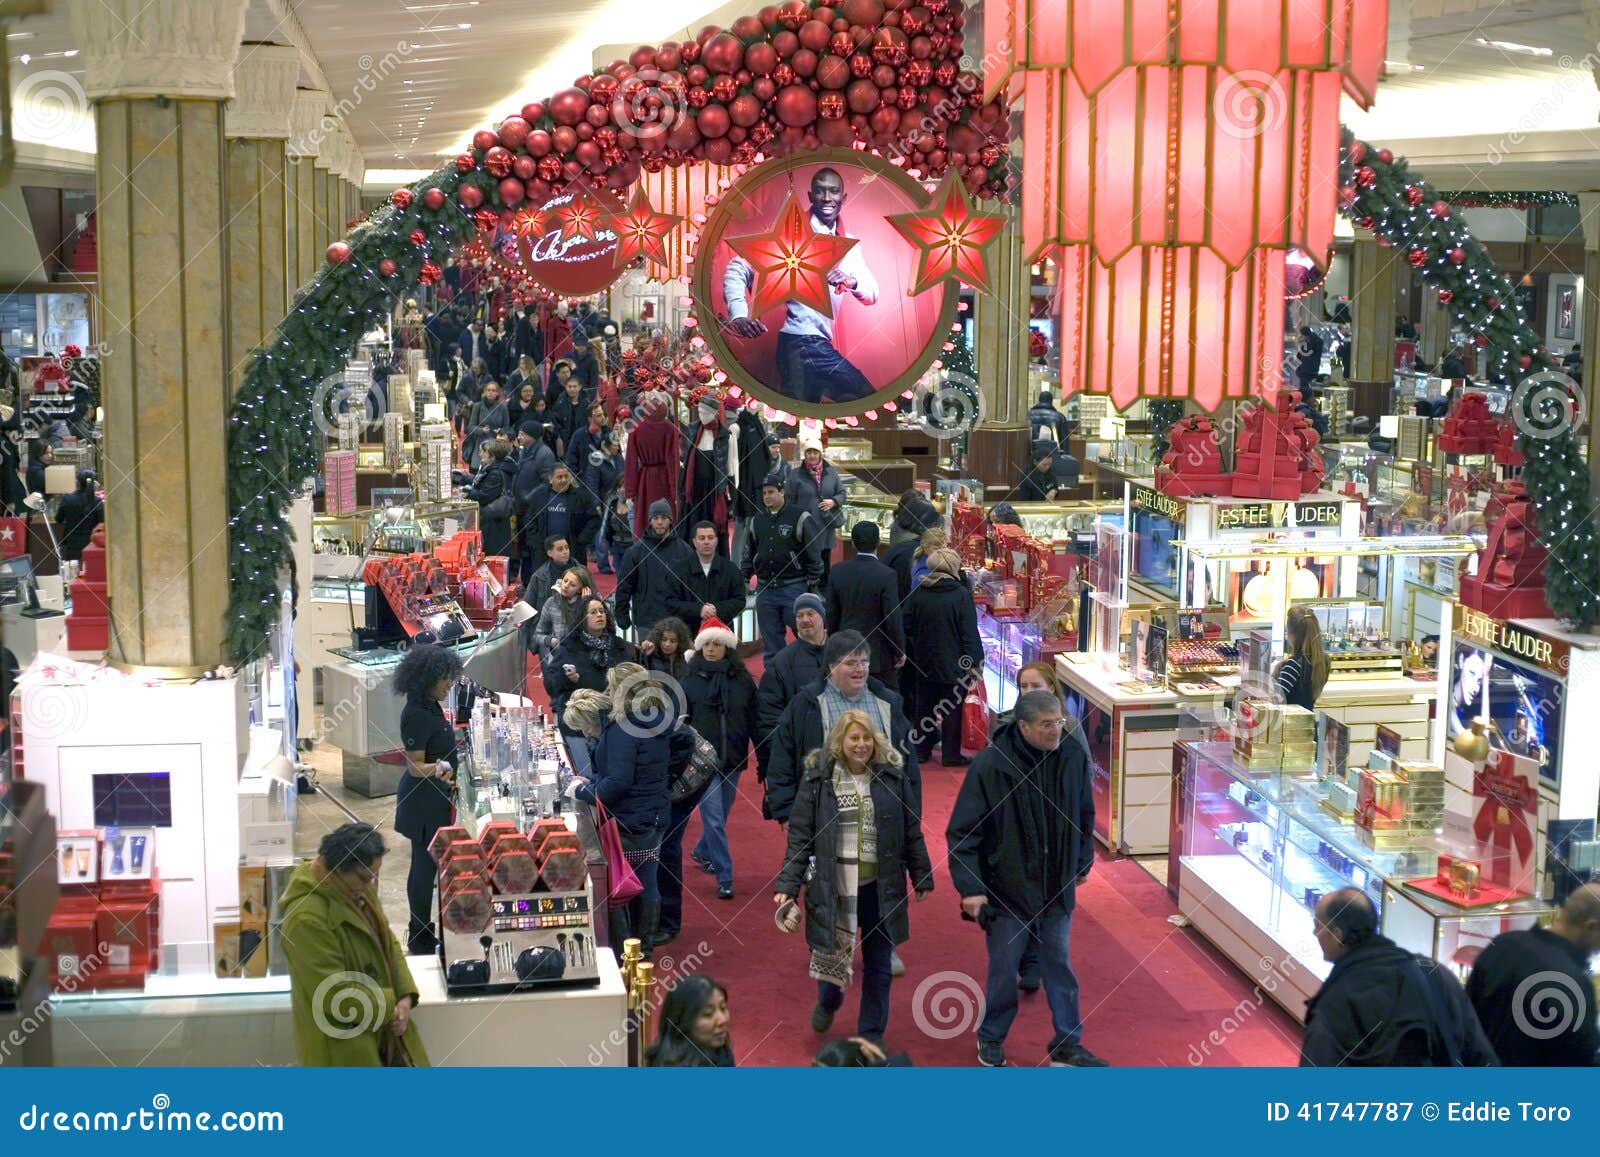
378, 258, 397, 277
472, 129, 498, 152
497, 115, 531, 150
526, 129, 552, 157
729, 93, 763, 126
1431, 200, 1450, 219
458, 184, 485, 210
778, 0, 809, 28
873, 26, 908, 64
776, 84, 818, 125
850, 52, 874, 78
1473, 334, 1488, 348
1376, 148, 1393, 165
521, 102, 546, 124
846, 78, 880, 113
325, 241, 352, 264
841, 0, 886, 24
1406, 185, 1424, 205
473, 208, 499, 231
792, 48, 819, 76
549, 88, 591, 126
798, 19, 832, 52
1519, 354, 1533, 370
1357, 214, 1374, 229
1407, 248, 1426, 268
830, 30, 854, 57
409, 229, 426, 247
697, 104, 731, 137
1448, 248, 1466, 265
454, 153, 477, 173
1487, 296, 1500, 310
422, 187, 446, 211
1347, 140, 1366, 165
419, 261, 442, 286
746, 41, 778, 75
818, 91, 846, 119
817, 55, 852, 88
701, 32, 745, 74
1355, 166, 1375, 188
499, 176, 526, 206
1438, 289, 1453, 304
773, 62, 797, 86
712, 74, 738, 102
483, 146, 514, 177
513, 154, 537, 180
390, 188, 413, 209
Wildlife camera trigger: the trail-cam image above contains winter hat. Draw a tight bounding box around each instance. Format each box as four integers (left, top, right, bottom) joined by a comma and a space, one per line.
762, 468, 787, 489
798, 429, 825, 455
647, 498, 674, 521
517, 420, 543, 438
694, 615, 738, 652
793, 591, 826, 619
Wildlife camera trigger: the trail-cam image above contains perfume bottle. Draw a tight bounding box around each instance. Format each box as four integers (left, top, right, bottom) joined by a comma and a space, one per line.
130, 834, 148, 872
107, 828, 126, 875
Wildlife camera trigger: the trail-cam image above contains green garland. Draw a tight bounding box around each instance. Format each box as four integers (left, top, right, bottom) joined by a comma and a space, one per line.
1435, 191, 1576, 209
1339, 129, 1600, 629
225, 161, 483, 661
1147, 399, 1185, 462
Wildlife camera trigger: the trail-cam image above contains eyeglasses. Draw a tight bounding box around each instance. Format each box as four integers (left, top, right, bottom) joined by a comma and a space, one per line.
837, 657, 870, 669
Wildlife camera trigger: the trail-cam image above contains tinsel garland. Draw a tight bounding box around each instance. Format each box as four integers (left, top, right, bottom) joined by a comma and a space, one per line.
1338, 128, 1600, 629
1436, 191, 1576, 210
225, 162, 478, 661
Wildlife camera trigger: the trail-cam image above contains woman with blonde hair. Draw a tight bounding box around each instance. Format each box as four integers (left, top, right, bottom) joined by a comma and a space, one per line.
773, 709, 934, 1044
1276, 605, 1330, 712
908, 525, 949, 589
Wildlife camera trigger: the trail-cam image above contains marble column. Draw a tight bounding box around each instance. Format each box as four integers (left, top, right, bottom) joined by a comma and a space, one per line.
1346, 230, 1402, 423
314, 119, 342, 254
285, 90, 326, 297
223, 43, 297, 392
68, 0, 248, 670
967, 214, 1033, 486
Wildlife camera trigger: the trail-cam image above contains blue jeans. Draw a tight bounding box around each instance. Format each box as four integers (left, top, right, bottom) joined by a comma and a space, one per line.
755, 580, 804, 663
777, 331, 874, 405
816, 880, 894, 1040
979, 909, 1082, 1049
691, 768, 742, 886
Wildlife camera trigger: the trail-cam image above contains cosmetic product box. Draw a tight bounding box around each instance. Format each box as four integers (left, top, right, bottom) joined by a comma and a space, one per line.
55, 830, 101, 888
44, 901, 99, 990
238, 866, 269, 933
96, 891, 159, 975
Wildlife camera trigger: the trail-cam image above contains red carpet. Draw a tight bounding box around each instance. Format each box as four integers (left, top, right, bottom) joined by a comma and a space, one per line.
524, 578, 1303, 1067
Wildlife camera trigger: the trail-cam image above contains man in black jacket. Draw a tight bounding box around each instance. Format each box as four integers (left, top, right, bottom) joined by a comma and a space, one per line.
946, 692, 1102, 1068
512, 421, 557, 582
1028, 389, 1070, 445
1301, 888, 1495, 1067
1465, 882, 1600, 1066
765, 631, 919, 827
523, 465, 597, 566
754, 593, 828, 783
669, 521, 748, 636
826, 521, 904, 689
745, 472, 823, 663
1017, 447, 1059, 501
615, 499, 694, 638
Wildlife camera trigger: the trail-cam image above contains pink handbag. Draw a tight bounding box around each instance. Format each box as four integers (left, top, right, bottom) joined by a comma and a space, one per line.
594, 799, 643, 905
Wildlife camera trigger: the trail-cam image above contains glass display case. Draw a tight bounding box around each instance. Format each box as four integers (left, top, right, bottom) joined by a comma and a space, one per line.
977, 607, 1041, 715
1006, 501, 1117, 544
1176, 740, 1552, 1021
837, 475, 899, 536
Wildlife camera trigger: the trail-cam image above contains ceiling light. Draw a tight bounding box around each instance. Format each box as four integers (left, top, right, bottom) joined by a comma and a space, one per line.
18, 53, 28, 64
403, 80, 413, 85
458, 22, 472, 29
1473, 37, 1553, 56
62, 49, 77, 58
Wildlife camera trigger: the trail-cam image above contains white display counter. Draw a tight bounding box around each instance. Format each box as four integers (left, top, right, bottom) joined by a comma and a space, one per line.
1057, 653, 1438, 856
50, 953, 627, 1066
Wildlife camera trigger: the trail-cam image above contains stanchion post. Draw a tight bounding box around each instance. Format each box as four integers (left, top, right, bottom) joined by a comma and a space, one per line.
621, 938, 643, 1066
634, 961, 657, 1066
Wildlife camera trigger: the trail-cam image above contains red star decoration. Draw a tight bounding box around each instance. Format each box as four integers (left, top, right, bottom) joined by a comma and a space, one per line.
557, 192, 604, 242
610, 188, 682, 270
726, 191, 859, 320
887, 174, 1007, 296
512, 205, 550, 237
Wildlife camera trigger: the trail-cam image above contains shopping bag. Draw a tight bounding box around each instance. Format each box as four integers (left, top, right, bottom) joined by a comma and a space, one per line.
960, 678, 989, 757
594, 799, 643, 906
0, 517, 23, 560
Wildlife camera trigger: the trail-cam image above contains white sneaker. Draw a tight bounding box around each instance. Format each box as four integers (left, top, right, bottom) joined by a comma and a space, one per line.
890, 950, 905, 977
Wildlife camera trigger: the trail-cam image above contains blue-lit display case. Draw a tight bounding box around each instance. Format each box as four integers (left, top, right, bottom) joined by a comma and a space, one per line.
977, 607, 1040, 716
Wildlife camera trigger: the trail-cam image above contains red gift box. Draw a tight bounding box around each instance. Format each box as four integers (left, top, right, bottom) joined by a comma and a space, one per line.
97, 892, 160, 975
44, 905, 100, 990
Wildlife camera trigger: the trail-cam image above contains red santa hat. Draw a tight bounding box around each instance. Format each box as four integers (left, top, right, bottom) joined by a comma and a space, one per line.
694, 615, 737, 653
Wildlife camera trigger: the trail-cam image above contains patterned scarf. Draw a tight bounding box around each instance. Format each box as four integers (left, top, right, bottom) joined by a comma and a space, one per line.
809, 759, 878, 992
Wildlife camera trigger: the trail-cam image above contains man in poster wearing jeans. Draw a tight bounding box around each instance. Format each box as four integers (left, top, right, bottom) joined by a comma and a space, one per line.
721, 167, 880, 405
946, 690, 1107, 1068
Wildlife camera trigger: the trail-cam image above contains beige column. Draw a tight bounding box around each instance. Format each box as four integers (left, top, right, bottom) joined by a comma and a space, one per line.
69, 0, 248, 670
1418, 286, 1451, 367
965, 212, 1033, 488
1577, 192, 1600, 497
347, 142, 367, 226
286, 90, 327, 295
223, 43, 297, 391
1346, 230, 1402, 422
314, 119, 342, 254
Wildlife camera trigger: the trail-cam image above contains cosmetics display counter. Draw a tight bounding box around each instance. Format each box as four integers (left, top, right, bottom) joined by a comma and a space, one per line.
1173, 740, 1553, 1023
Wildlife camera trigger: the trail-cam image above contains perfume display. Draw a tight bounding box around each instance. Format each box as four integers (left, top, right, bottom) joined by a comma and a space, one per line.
55, 832, 100, 886
1308, 603, 1406, 679
459, 701, 573, 827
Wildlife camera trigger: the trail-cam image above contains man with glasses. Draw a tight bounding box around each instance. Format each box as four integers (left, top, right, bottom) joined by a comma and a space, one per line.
947, 690, 1103, 1068
764, 630, 919, 828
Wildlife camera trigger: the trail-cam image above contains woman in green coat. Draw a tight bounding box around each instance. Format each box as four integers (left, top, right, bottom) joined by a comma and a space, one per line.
280, 823, 430, 1067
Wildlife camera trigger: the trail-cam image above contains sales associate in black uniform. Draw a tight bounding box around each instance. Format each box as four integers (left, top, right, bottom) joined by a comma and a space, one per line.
394, 644, 463, 955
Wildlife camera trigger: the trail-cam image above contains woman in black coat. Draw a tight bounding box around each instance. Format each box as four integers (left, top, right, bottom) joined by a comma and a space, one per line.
464, 438, 516, 559
784, 434, 847, 583
903, 547, 985, 767
773, 709, 933, 1042
543, 598, 633, 748
54, 470, 104, 562
681, 618, 758, 899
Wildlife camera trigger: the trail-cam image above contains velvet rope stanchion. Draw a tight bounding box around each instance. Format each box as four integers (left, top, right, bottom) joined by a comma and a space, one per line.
1336, 128, 1600, 630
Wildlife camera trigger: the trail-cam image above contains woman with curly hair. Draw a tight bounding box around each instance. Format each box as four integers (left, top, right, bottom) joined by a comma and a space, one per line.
392, 643, 463, 955
639, 615, 693, 682
570, 661, 673, 949
773, 708, 934, 1045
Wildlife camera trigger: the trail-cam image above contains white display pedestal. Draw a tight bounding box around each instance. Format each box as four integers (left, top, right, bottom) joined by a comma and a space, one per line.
49, 953, 627, 1066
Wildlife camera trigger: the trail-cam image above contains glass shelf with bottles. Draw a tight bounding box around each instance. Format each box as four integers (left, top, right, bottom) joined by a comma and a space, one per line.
1305, 600, 1406, 679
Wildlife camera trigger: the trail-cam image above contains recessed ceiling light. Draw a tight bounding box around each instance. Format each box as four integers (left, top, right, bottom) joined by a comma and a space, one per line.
1473, 36, 1552, 56
62, 49, 77, 58
404, 80, 413, 85
458, 22, 472, 29
18, 53, 28, 64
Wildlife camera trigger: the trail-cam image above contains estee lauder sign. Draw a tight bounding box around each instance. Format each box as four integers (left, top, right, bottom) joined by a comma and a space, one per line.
1130, 484, 1184, 523
1214, 500, 1345, 532
1455, 606, 1570, 677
